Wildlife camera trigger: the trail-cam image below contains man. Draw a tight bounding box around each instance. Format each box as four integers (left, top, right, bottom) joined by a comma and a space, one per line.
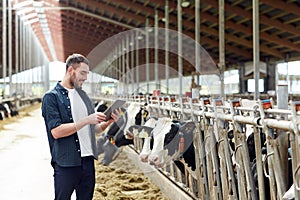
42, 53, 119, 199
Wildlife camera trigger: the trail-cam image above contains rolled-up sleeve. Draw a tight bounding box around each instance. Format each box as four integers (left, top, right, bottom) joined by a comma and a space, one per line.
42, 93, 62, 132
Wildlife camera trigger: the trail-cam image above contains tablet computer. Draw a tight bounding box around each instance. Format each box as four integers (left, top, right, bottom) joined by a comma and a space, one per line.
103, 99, 126, 121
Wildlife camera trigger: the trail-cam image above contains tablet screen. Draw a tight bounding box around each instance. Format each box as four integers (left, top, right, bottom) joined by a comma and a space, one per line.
103, 99, 126, 121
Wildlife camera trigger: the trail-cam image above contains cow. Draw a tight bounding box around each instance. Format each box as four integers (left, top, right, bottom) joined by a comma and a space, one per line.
132, 117, 196, 171
0, 101, 19, 120
141, 117, 196, 170
97, 102, 149, 165
126, 117, 158, 162
245, 129, 294, 200
0, 103, 6, 120
94, 100, 108, 112
283, 185, 294, 199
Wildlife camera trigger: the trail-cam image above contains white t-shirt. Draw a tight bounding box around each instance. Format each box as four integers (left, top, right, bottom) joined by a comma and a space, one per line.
67, 88, 93, 157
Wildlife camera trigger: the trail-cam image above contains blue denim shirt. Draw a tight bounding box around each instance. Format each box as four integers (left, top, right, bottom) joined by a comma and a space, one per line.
42, 82, 97, 167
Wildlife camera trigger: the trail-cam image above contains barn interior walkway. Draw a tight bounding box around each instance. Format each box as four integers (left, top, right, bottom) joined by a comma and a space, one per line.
0, 106, 54, 200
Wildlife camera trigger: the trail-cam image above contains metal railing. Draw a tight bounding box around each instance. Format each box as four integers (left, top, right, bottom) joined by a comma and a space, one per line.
95, 95, 300, 200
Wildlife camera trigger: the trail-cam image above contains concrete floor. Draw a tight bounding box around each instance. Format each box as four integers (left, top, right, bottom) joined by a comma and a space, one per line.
0, 108, 54, 200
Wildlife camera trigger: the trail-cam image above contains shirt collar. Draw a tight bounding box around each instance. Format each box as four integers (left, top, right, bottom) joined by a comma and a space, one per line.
55, 81, 68, 93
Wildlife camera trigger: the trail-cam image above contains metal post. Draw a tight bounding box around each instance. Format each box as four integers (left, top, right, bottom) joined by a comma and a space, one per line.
285, 54, 289, 85
29, 30, 33, 95
239, 64, 245, 93
8, 0, 13, 96
177, 0, 183, 97
126, 35, 130, 95
219, 0, 225, 99
131, 33, 135, 94
146, 18, 150, 94
25, 25, 29, 95
253, 0, 260, 100
20, 20, 23, 95
195, 0, 200, 86
136, 31, 140, 94
22, 22, 25, 95
122, 40, 126, 95
165, 0, 169, 94
118, 44, 122, 94
277, 84, 288, 110
2, 0, 7, 95
15, 2, 19, 101
43, 62, 49, 93
154, 9, 159, 90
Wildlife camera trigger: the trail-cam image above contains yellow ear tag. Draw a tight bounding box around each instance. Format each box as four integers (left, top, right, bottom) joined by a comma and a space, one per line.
110, 138, 115, 145
143, 112, 148, 118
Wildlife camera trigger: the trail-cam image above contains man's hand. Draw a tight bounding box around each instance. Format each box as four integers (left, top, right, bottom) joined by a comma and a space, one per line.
96, 108, 123, 134
110, 108, 122, 122
88, 112, 107, 124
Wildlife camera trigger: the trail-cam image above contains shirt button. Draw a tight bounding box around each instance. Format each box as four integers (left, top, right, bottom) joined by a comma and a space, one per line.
75, 139, 78, 142
70, 117, 73, 120
78, 149, 81, 152
68, 106, 70, 108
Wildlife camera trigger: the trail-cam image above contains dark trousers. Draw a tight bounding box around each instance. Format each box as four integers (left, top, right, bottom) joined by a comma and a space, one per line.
53, 156, 95, 200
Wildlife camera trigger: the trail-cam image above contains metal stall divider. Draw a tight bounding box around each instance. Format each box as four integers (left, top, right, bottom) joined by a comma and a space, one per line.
230, 99, 258, 200
96, 95, 300, 199
187, 99, 199, 196
290, 101, 300, 199
214, 99, 239, 200
191, 98, 210, 199
258, 99, 283, 199
202, 98, 222, 200
178, 98, 198, 196
258, 99, 300, 199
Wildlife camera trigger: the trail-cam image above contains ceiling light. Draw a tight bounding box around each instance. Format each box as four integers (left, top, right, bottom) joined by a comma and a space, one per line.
181, 0, 190, 8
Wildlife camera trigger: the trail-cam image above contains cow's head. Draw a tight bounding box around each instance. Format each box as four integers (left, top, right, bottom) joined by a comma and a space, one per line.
148, 119, 196, 168
126, 117, 158, 162
123, 102, 149, 139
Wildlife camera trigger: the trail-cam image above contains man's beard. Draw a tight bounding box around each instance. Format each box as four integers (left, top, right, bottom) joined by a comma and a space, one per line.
70, 73, 82, 89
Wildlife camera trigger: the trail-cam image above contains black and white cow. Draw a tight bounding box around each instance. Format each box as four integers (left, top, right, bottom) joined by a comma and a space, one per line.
0, 101, 18, 120
153, 119, 195, 170
133, 117, 196, 170
0, 103, 7, 120
243, 128, 293, 200
94, 100, 108, 112
97, 102, 149, 165
127, 117, 158, 162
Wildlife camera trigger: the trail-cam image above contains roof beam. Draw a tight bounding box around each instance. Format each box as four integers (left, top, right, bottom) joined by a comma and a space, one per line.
146, 0, 284, 58
261, 0, 300, 18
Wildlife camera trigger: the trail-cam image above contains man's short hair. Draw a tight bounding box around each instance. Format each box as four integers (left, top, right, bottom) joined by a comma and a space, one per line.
65, 53, 89, 70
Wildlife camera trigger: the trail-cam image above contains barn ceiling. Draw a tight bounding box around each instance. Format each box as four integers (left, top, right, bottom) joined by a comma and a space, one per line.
1, 0, 300, 79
